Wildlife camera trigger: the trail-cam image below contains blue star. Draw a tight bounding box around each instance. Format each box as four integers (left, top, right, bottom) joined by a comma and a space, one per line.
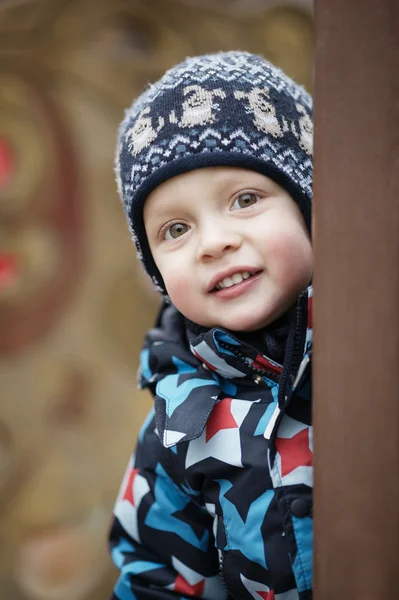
156, 357, 217, 417
145, 463, 209, 550
216, 479, 274, 568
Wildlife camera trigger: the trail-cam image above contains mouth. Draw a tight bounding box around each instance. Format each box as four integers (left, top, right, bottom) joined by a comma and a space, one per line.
209, 268, 263, 293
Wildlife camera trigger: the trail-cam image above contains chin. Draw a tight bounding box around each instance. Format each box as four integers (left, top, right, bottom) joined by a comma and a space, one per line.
223, 312, 276, 333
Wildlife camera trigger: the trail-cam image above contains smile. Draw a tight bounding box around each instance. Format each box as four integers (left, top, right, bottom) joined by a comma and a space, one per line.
208, 267, 263, 294
210, 269, 263, 298
215, 271, 252, 290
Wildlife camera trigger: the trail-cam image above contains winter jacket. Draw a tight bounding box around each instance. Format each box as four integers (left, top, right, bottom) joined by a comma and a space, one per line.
109, 287, 313, 600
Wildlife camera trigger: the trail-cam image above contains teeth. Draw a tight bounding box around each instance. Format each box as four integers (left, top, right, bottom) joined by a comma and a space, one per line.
215, 271, 252, 290
223, 276, 234, 288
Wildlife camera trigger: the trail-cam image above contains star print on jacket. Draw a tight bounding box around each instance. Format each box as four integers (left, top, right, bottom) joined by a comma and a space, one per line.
109, 287, 314, 600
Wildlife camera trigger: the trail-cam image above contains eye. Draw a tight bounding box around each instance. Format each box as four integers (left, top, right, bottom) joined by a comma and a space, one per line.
164, 222, 189, 240
231, 192, 259, 210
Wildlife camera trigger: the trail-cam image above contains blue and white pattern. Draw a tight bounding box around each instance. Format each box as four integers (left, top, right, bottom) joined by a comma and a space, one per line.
109, 288, 313, 600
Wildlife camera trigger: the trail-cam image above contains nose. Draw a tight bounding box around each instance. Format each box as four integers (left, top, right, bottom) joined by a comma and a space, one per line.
196, 218, 242, 262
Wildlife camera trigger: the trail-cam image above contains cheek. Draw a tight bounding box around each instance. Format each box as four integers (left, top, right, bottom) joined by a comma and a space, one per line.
264, 229, 313, 285
161, 262, 212, 326
159, 262, 196, 311
165, 274, 190, 300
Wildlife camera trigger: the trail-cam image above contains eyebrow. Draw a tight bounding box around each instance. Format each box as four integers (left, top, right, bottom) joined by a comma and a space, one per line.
212, 171, 254, 189
146, 201, 182, 220
144, 201, 185, 237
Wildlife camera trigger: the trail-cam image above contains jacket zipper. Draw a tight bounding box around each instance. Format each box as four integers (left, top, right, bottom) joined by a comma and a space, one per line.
277, 293, 307, 406
218, 553, 228, 590
218, 342, 280, 384
218, 552, 237, 600
220, 294, 308, 398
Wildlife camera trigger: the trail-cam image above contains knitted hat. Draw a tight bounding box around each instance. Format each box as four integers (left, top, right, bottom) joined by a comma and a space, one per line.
116, 51, 313, 293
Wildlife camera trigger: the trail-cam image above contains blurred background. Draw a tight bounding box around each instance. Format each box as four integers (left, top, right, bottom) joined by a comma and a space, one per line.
0, 1, 313, 599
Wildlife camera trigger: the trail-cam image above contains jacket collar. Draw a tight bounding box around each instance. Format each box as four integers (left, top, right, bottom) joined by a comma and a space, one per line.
187, 285, 313, 380
141, 286, 313, 448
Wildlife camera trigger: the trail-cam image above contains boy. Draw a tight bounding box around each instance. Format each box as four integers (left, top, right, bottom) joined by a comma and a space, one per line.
110, 51, 314, 600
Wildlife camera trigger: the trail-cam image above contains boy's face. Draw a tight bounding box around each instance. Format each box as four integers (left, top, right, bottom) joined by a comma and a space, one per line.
144, 167, 312, 332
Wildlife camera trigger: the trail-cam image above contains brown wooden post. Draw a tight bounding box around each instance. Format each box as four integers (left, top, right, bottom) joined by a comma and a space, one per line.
313, 1, 399, 598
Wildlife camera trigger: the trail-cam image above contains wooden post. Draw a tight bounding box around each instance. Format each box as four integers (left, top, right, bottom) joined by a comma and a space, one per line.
313, 1, 399, 598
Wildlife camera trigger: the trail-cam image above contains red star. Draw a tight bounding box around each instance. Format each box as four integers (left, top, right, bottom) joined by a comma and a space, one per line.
122, 468, 139, 506
257, 591, 275, 600
206, 397, 238, 442
174, 575, 205, 597
275, 428, 313, 477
